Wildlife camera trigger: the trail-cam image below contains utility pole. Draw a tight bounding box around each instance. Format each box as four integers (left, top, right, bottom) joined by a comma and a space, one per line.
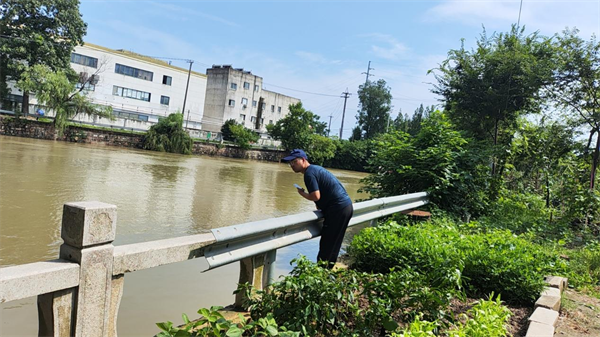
181, 60, 194, 117
327, 114, 333, 137
362, 61, 374, 87
339, 89, 351, 139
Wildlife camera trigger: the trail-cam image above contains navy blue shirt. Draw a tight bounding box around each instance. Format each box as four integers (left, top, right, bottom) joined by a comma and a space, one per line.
304, 165, 352, 213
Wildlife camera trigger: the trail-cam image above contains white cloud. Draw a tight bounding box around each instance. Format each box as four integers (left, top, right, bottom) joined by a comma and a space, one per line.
360, 33, 409, 60
426, 0, 599, 37
148, 2, 240, 28
295, 51, 343, 65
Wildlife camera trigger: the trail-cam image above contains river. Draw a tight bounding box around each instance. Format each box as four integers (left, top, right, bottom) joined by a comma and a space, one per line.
0, 135, 368, 336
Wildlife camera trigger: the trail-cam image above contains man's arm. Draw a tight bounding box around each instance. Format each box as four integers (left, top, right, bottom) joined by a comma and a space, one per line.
298, 188, 320, 202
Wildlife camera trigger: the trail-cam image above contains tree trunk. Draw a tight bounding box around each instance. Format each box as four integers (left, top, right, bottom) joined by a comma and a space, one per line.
591, 128, 600, 191
21, 91, 30, 117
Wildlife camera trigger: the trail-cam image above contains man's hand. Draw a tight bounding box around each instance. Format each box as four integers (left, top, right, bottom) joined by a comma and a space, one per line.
298, 189, 320, 202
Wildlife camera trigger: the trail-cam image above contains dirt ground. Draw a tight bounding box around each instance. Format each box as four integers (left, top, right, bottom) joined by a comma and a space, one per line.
554, 289, 600, 337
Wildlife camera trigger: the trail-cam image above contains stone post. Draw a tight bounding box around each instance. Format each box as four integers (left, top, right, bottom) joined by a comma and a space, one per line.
234, 252, 274, 308
58, 201, 117, 337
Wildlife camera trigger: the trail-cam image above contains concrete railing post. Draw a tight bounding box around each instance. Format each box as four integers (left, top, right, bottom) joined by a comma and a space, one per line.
234, 251, 275, 308
58, 201, 117, 337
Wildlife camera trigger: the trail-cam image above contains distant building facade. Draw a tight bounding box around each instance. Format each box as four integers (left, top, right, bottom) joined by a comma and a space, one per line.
201, 65, 300, 134
3, 44, 300, 138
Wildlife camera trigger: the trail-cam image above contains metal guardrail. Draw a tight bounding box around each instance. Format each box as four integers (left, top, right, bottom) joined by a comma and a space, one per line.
204, 192, 428, 269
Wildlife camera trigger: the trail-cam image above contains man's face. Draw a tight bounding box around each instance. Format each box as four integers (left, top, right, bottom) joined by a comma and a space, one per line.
288, 157, 303, 173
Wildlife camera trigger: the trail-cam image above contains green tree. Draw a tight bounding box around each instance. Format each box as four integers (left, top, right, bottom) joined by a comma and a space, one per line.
0, 0, 87, 114
143, 113, 193, 154
17, 64, 112, 135
220, 119, 238, 142
393, 104, 435, 136
267, 102, 326, 150
306, 135, 336, 166
229, 123, 259, 150
552, 28, 600, 191
349, 125, 362, 141
431, 26, 555, 175
356, 79, 392, 140
362, 111, 491, 217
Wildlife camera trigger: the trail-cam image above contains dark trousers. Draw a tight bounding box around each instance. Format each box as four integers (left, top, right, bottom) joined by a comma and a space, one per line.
317, 204, 354, 269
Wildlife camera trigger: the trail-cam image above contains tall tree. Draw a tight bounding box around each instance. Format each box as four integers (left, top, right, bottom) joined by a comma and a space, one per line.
431, 26, 555, 175
0, 0, 87, 114
356, 79, 392, 140
267, 102, 326, 150
552, 28, 600, 191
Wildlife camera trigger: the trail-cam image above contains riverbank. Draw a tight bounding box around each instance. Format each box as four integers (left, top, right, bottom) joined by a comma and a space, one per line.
0, 115, 286, 162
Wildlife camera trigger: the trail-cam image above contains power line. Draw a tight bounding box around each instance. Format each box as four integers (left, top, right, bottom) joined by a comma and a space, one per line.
262, 83, 340, 97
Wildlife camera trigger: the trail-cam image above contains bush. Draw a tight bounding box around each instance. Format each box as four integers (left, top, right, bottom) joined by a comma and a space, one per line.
348, 220, 567, 304
238, 256, 454, 337
143, 113, 193, 154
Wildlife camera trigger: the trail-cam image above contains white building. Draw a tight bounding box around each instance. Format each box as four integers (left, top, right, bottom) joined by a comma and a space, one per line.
201, 65, 300, 134
68, 43, 207, 130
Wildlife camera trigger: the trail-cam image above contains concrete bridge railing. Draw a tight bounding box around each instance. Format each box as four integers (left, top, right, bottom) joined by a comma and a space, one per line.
0, 192, 428, 337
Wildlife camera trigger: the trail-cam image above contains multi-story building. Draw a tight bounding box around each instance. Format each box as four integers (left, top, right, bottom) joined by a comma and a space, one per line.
201, 65, 300, 134
67, 43, 207, 130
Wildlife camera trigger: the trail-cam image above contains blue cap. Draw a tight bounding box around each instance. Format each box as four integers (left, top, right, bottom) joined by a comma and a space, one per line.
282, 149, 307, 162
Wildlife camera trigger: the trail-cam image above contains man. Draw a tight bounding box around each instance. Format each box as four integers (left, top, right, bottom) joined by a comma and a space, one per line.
283, 149, 353, 268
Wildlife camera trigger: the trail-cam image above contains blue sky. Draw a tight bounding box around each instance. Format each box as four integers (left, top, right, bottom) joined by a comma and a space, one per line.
79, 0, 600, 137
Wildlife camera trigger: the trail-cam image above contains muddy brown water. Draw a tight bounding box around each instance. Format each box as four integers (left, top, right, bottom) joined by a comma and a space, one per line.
0, 135, 367, 336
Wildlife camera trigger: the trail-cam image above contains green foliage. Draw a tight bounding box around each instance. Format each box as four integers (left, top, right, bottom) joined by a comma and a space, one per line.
362, 111, 492, 217
143, 113, 193, 154
323, 139, 372, 172
306, 134, 335, 166
0, 0, 87, 112
239, 256, 453, 337
356, 79, 393, 140
16, 64, 113, 135
349, 220, 567, 304
566, 243, 600, 290
267, 102, 326, 151
393, 104, 435, 136
220, 119, 238, 142
393, 296, 510, 337
156, 306, 299, 337
228, 123, 259, 150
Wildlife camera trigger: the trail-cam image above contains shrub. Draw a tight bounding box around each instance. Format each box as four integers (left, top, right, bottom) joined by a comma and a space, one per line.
349, 220, 567, 304
143, 113, 193, 154
239, 256, 453, 337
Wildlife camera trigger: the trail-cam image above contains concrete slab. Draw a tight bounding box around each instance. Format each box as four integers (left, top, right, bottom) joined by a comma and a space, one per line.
528, 307, 559, 327
525, 321, 555, 337
535, 295, 561, 311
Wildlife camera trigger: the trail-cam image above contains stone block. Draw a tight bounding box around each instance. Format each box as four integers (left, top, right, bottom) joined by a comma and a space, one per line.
525, 321, 555, 337
528, 307, 559, 327
38, 288, 75, 337
61, 202, 117, 248
545, 276, 568, 292
540, 286, 560, 298
535, 295, 561, 311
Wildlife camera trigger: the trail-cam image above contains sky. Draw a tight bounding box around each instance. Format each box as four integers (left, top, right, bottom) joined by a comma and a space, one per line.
78, 0, 600, 137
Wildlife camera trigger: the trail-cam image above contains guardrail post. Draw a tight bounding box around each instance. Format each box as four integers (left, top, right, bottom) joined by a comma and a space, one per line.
234, 251, 275, 308
38, 288, 76, 337
57, 201, 117, 337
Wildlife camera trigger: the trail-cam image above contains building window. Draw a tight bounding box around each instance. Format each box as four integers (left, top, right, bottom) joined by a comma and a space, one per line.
162, 75, 172, 86
70, 53, 98, 68
228, 99, 235, 107
115, 64, 153, 81
76, 82, 95, 91
251, 116, 256, 122
160, 95, 170, 105
278, 106, 282, 113
230, 83, 237, 90
260, 118, 264, 124
240, 114, 246, 121
269, 120, 273, 125
261, 103, 266, 110
112, 85, 151, 102
241, 98, 248, 108
243, 82, 250, 90
252, 100, 257, 107
271, 105, 275, 112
